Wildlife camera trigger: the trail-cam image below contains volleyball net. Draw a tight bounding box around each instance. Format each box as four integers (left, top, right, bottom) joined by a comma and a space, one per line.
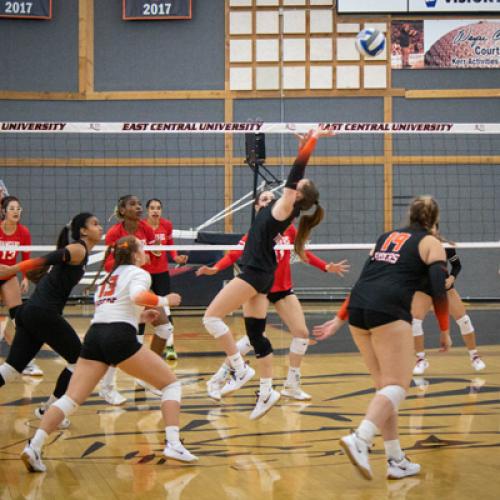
1, 121, 499, 301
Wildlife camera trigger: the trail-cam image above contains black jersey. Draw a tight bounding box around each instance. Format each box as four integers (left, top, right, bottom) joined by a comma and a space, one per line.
349, 227, 429, 319
240, 201, 299, 275
29, 241, 88, 314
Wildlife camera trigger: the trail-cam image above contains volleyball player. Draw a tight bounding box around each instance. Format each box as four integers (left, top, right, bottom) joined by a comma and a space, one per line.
317, 196, 448, 480
412, 245, 486, 375
0, 213, 102, 428
21, 235, 197, 473
198, 189, 349, 401
99, 194, 167, 403
0, 196, 43, 376
144, 198, 187, 361
202, 129, 326, 419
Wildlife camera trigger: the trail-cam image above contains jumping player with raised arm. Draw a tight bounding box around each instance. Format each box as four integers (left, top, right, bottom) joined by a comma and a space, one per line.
198, 189, 349, 401
21, 235, 197, 473
202, 129, 327, 419
315, 196, 449, 480
0, 213, 102, 428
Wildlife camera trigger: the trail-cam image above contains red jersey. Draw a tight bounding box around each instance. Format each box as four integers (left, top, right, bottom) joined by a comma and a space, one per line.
0, 223, 31, 274
215, 225, 327, 293
104, 220, 156, 273
143, 218, 178, 275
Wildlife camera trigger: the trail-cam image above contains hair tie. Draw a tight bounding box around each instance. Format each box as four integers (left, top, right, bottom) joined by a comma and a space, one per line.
117, 241, 129, 250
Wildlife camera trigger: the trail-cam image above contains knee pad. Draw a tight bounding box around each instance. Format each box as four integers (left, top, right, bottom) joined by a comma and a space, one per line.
66, 363, 76, 373
0, 363, 20, 384
236, 335, 253, 356
457, 315, 474, 335
52, 395, 78, 417
377, 385, 406, 411
290, 337, 309, 356
154, 323, 172, 340
8, 306, 19, 321
245, 317, 273, 358
161, 380, 181, 403
412, 319, 424, 337
203, 316, 229, 338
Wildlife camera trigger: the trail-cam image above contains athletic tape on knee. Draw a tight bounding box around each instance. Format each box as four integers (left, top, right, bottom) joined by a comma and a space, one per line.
0, 363, 20, 383
290, 337, 309, 356
412, 319, 424, 337
457, 315, 474, 335
203, 316, 229, 338
245, 317, 273, 358
154, 323, 171, 340
161, 380, 181, 403
52, 395, 78, 417
66, 363, 76, 373
377, 385, 406, 411
236, 335, 253, 356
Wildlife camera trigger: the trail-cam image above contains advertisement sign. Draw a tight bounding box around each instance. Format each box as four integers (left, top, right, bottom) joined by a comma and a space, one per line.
409, 1, 500, 13
392, 20, 500, 69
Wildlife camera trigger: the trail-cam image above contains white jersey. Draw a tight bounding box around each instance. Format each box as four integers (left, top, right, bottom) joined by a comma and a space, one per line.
92, 265, 151, 328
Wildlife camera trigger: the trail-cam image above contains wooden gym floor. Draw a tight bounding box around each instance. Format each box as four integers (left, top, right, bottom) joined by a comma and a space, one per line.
1, 307, 499, 499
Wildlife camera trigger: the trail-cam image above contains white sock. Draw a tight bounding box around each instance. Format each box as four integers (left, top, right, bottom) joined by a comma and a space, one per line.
101, 367, 116, 389
286, 367, 301, 387
165, 425, 181, 447
236, 335, 253, 356
384, 439, 404, 461
136, 334, 144, 345
228, 352, 245, 374
416, 351, 426, 359
211, 362, 230, 383
469, 349, 478, 359
166, 334, 174, 348
31, 429, 48, 452
356, 419, 378, 446
259, 378, 272, 399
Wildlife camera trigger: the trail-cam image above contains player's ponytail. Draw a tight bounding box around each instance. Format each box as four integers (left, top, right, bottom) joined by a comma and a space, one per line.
408, 195, 439, 234
294, 180, 324, 261
56, 212, 94, 249
88, 236, 139, 292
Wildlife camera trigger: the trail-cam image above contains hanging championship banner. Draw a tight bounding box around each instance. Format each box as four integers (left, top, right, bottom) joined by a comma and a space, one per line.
391, 19, 500, 69
122, 0, 192, 20
0, 0, 52, 19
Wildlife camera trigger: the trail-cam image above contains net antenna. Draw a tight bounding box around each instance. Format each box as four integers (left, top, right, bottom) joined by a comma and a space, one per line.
245, 132, 281, 222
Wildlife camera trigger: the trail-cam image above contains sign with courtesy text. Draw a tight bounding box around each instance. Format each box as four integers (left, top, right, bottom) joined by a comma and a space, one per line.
122, 0, 192, 20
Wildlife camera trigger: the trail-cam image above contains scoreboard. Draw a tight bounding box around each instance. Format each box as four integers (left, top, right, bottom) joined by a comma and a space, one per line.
123, 0, 192, 20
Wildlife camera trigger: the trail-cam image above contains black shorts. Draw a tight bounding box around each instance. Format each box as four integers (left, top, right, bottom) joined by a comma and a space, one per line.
151, 271, 171, 296
238, 267, 274, 294
348, 307, 409, 330
80, 322, 142, 366
267, 288, 294, 304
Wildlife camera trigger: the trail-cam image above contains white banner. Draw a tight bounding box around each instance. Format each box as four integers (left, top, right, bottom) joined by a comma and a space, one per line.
1, 122, 500, 134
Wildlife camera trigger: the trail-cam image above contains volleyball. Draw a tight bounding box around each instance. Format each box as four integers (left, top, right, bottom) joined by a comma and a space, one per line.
355, 29, 386, 57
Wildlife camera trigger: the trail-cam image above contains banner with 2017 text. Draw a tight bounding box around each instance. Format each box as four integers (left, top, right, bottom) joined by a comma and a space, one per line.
391, 19, 500, 69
